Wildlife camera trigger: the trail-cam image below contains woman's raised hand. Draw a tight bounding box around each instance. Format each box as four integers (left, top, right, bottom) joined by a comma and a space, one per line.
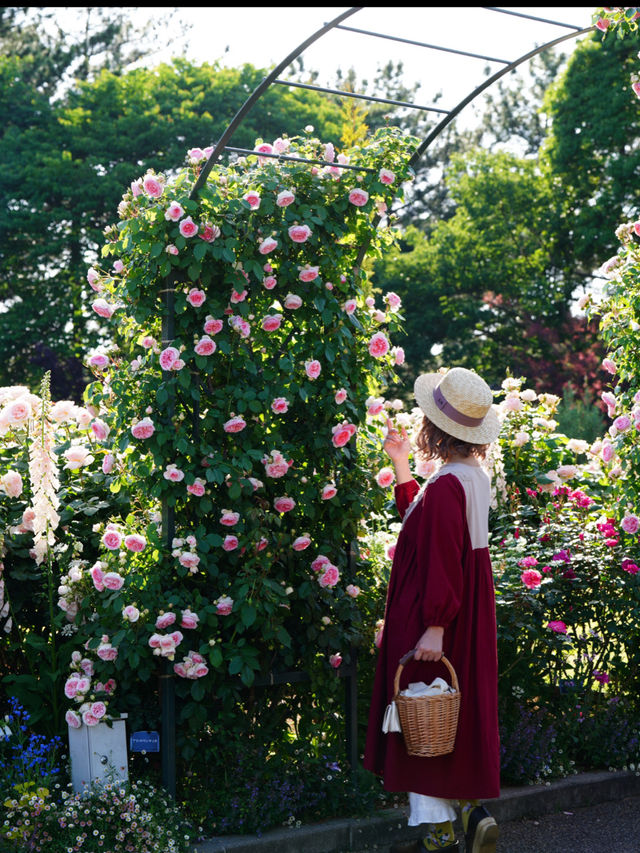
383, 418, 411, 463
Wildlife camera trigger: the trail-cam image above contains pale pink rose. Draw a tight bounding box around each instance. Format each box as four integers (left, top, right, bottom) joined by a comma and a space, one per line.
166, 244, 179, 255
164, 464, 185, 482
556, 465, 577, 480
229, 288, 247, 304
178, 552, 200, 571
366, 396, 385, 417
64, 677, 79, 699
276, 189, 295, 207
325, 281, 333, 290
97, 643, 118, 661
1, 471, 23, 498
274, 496, 296, 513
223, 416, 246, 433
124, 534, 146, 552
148, 633, 162, 649
273, 137, 290, 154
335, 389, 347, 404
90, 701, 107, 719
204, 316, 223, 335
263, 450, 291, 478
262, 314, 282, 332
243, 190, 261, 209
288, 224, 312, 243
87, 268, 101, 290
64, 445, 94, 470
88, 353, 110, 369
216, 596, 234, 615
131, 417, 155, 439
513, 431, 530, 447
311, 555, 331, 573
156, 612, 177, 630
633, 80, 640, 99
200, 223, 221, 242
65, 709, 82, 729
503, 392, 523, 412
187, 147, 205, 162
376, 467, 395, 488
601, 441, 615, 463
318, 564, 340, 588
75, 676, 90, 694
143, 174, 164, 198
299, 266, 319, 282
368, 332, 390, 358
324, 142, 335, 162
179, 216, 198, 238
263, 275, 277, 290
331, 422, 357, 448
90, 418, 110, 441
329, 653, 342, 669
621, 514, 640, 534
271, 397, 289, 414
220, 510, 240, 526
346, 584, 360, 598
393, 346, 405, 365
614, 415, 631, 432
140, 336, 156, 349
165, 201, 184, 221
292, 535, 311, 551
305, 359, 322, 380
321, 484, 337, 500
181, 609, 199, 629
284, 294, 303, 310
602, 358, 617, 374
186, 478, 206, 496
49, 400, 76, 422
102, 572, 124, 591
254, 141, 273, 160
82, 711, 100, 727
187, 288, 206, 307
122, 605, 140, 622
259, 237, 278, 255
379, 168, 395, 185
348, 188, 369, 206
195, 336, 217, 356
92, 299, 116, 319
90, 563, 105, 591
159, 346, 180, 370
223, 535, 239, 551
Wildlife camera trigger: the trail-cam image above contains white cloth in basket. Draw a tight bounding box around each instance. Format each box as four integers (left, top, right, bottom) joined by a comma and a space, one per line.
382, 677, 455, 733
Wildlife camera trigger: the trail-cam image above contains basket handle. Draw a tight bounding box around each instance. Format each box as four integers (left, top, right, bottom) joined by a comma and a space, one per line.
393, 650, 459, 697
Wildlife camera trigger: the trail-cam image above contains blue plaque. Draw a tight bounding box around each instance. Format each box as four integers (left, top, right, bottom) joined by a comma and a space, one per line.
129, 730, 160, 752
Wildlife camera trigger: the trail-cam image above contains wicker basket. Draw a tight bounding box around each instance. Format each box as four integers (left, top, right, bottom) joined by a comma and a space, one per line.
393, 650, 461, 758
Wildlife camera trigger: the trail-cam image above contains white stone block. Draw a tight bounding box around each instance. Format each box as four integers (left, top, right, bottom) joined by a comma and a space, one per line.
68, 714, 129, 793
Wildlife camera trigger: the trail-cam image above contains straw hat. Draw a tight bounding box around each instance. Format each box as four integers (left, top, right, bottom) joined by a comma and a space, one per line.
414, 367, 501, 445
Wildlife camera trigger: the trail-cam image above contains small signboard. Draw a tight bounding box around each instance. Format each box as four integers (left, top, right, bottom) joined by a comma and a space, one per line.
129, 730, 160, 753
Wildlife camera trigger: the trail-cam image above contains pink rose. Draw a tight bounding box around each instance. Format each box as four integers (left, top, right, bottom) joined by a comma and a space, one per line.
230, 288, 247, 304
159, 346, 180, 370
204, 316, 223, 335
601, 441, 614, 463
379, 168, 395, 185
164, 464, 185, 482
178, 552, 200, 571
393, 347, 405, 365
90, 701, 107, 719
156, 612, 177, 630
102, 529, 122, 550
548, 620, 567, 634
165, 201, 184, 221
223, 535, 239, 551
614, 415, 631, 432
274, 496, 296, 513
82, 711, 100, 727
180, 609, 199, 629
346, 584, 360, 598
263, 450, 291, 478
216, 596, 234, 615
88, 354, 109, 369
368, 332, 390, 358
124, 534, 146, 552
292, 535, 311, 551
263, 275, 277, 290
64, 677, 79, 699
335, 389, 347, 404
195, 336, 217, 356
318, 564, 340, 588
102, 572, 124, 591
0, 470, 23, 498
311, 555, 331, 573
87, 268, 101, 290
633, 80, 640, 99
284, 294, 302, 310
254, 142, 273, 161
65, 709, 82, 729
622, 559, 640, 574
143, 174, 164, 198
131, 417, 155, 439
521, 569, 542, 589
259, 237, 278, 255
299, 267, 319, 282
261, 314, 282, 332
276, 189, 295, 207
348, 188, 369, 206
331, 422, 356, 448
97, 643, 118, 661
375, 467, 395, 488
321, 484, 337, 500
366, 396, 385, 416
329, 653, 342, 669
342, 299, 357, 315
602, 358, 617, 374
621, 514, 640, 534
271, 397, 289, 414
187, 288, 206, 307
91, 418, 110, 441
595, 16, 610, 31
223, 416, 246, 433
102, 454, 115, 474
200, 223, 220, 242
90, 563, 105, 591
243, 191, 261, 209
122, 605, 140, 622
288, 224, 312, 243
179, 216, 198, 238
186, 478, 206, 497
220, 510, 240, 526
92, 299, 116, 319
305, 359, 322, 380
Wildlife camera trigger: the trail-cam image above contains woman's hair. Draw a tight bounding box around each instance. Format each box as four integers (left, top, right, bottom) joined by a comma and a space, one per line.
415, 415, 489, 462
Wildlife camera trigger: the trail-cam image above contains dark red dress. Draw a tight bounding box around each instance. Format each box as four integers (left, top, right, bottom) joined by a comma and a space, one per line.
363, 471, 500, 800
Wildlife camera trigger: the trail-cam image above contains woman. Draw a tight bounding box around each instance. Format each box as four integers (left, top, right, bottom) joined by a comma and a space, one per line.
363, 367, 501, 853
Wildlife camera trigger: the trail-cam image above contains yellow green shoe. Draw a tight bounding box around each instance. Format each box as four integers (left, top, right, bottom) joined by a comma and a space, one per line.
464, 805, 498, 853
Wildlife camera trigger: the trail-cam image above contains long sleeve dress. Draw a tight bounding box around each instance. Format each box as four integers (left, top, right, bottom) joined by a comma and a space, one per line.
363, 462, 500, 800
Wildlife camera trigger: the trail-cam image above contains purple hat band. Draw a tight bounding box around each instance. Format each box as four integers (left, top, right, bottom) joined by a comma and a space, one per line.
433, 385, 485, 428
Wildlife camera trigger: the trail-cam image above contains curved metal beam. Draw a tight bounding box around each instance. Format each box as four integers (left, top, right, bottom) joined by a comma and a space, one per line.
190, 6, 363, 198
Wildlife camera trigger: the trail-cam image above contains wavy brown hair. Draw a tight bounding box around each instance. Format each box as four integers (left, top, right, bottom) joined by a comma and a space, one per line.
415, 415, 489, 462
